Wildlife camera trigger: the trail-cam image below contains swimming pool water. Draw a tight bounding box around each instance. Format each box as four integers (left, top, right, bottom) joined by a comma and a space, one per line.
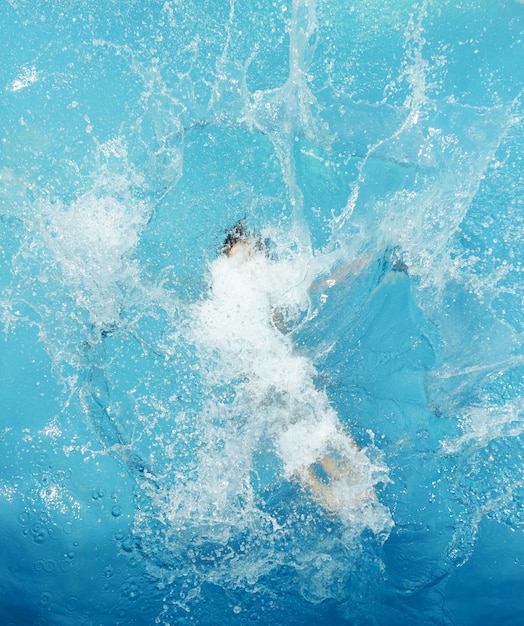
1, 1, 524, 624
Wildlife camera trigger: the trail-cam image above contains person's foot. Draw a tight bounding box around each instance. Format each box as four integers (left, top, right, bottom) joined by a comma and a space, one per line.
303, 449, 375, 515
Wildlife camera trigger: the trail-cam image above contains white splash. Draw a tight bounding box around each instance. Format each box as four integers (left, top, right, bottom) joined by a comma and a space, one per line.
39, 483, 81, 518
36, 175, 148, 328
189, 243, 392, 534
8, 66, 39, 92
39, 416, 63, 440
442, 398, 524, 455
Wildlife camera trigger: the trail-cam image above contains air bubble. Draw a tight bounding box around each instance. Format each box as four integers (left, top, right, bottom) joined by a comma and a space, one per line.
31, 523, 48, 545
121, 536, 134, 552
39, 591, 53, 607
17, 510, 31, 526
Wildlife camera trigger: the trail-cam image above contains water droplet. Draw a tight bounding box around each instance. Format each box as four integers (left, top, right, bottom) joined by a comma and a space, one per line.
92, 488, 105, 500
111, 505, 122, 517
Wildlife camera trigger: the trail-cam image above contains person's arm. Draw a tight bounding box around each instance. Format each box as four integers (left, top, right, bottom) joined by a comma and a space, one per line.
309, 246, 407, 295
308, 254, 374, 294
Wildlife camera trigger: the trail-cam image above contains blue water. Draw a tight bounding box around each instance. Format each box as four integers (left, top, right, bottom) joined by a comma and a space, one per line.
1, 1, 524, 624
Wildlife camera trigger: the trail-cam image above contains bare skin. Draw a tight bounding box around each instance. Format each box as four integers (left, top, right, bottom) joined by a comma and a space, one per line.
303, 448, 376, 515
305, 456, 352, 514
226, 240, 255, 259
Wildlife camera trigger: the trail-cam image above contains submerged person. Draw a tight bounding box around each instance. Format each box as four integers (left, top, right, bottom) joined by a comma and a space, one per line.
193, 220, 389, 531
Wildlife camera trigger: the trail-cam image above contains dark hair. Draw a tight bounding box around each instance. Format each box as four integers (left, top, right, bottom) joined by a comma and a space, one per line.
221, 219, 268, 256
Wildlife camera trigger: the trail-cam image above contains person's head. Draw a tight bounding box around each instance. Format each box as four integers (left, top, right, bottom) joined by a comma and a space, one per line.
221, 219, 268, 258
